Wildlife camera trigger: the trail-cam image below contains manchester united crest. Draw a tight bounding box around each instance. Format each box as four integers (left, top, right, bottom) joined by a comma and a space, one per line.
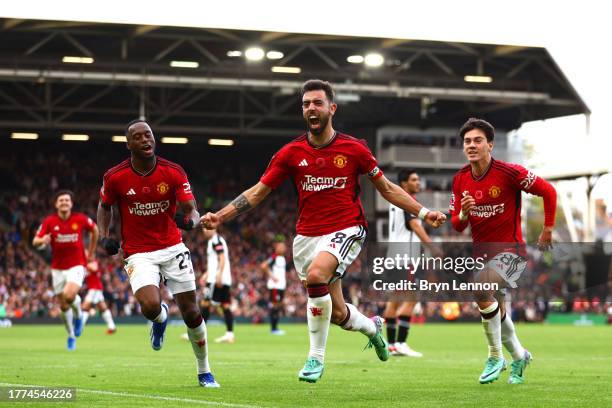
489, 185, 501, 198
333, 154, 348, 168
156, 182, 169, 195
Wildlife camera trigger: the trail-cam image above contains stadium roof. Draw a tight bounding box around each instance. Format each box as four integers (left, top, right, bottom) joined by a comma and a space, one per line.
0, 19, 589, 139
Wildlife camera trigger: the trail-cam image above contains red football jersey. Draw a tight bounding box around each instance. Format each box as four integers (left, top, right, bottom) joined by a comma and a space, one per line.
36, 212, 95, 269
260, 132, 382, 236
99, 157, 195, 256
85, 269, 104, 290
450, 158, 556, 244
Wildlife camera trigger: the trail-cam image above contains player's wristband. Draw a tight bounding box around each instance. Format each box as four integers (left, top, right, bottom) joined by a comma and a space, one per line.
459, 210, 468, 221
418, 207, 430, 220
174, 213, 195, 230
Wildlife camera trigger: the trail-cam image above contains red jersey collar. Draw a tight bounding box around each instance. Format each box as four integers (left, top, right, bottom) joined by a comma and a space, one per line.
471, 157, 494, 181
56, 212, 73, 222
307, 131, 337, 149
130, 156, 158, 177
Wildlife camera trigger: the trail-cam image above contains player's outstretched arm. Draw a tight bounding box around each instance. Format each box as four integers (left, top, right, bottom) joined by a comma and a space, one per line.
201, 182, 272, 229
370, 174, 446, 228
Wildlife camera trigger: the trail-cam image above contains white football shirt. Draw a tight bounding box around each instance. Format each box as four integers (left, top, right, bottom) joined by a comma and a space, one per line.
266, 254, 287, 290
206, 233, 232, 285
388, 202, 421, 258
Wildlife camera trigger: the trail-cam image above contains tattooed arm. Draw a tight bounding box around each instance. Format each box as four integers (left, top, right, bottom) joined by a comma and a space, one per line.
201, 182, 272, 229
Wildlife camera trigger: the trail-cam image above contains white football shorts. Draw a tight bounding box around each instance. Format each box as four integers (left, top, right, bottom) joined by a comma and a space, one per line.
51, 265, 86, 295
124, 242, 196, 295
293, 225, 366, 283
84, 289, 105, 304
488, 252, 527, 289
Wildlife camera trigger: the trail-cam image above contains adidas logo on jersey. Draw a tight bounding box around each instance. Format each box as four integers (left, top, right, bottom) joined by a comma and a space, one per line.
298, 159, 308, 167
127, 188, 136, 196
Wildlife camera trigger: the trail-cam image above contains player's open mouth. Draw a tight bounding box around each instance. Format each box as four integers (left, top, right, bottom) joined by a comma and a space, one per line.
308, 115, 320, 126
142, 145, 153, 153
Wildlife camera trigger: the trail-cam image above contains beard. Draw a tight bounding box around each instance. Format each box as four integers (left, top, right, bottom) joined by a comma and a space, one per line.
305, 113, 330, 136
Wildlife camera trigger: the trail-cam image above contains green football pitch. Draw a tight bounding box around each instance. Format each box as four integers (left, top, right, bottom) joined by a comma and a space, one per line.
1, 322, 610, 407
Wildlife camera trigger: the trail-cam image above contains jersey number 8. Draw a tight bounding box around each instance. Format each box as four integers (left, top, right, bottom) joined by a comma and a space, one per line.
331, 232, 347, 244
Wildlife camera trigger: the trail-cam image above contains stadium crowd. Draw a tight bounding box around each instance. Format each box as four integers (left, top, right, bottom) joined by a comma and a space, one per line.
0, 142, 308, 322
0, 141, 610, 323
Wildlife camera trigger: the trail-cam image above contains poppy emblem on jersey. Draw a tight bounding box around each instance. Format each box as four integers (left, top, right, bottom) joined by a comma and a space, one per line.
475, 190, 483, 200
489, 185, 501, 198
71, 223, 79, 231
333, 154, 348, 168
310, 307, 323, 317
142, 186, 150, 194
156, 182, 169, 195
316, 157, 326, 167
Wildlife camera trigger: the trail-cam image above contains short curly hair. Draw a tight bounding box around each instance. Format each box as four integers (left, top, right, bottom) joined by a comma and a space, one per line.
301, 79, 335, 103
459, 118, 495, 142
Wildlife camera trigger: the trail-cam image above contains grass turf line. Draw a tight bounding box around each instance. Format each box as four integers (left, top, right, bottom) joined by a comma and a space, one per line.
1, 323, 610, 407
